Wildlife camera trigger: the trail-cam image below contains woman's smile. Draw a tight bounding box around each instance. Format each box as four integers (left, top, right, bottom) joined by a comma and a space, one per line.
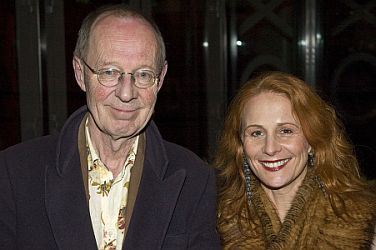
259, 158, 290, 172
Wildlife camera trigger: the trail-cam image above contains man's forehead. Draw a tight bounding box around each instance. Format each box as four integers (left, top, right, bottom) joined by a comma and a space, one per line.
91, 18, 156, 47
89, 15, 156, 46
92, 14, 151, 33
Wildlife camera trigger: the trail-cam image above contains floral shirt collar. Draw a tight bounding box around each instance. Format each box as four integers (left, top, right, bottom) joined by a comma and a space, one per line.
85, 118, 138, 250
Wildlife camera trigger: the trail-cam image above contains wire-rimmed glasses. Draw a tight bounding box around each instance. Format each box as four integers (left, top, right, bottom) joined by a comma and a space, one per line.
81, 59, 160, 88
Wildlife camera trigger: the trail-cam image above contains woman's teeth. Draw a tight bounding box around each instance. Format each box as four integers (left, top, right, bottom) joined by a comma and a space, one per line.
261, 159, 289, 169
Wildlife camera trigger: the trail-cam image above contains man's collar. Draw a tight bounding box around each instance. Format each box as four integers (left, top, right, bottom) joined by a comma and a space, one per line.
84, 117, 140, 167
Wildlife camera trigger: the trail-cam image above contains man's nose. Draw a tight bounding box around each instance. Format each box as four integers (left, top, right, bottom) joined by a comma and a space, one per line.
114, 73, 136, 102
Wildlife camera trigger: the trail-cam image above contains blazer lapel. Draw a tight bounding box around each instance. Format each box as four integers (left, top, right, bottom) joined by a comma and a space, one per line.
123, 122, 187, 249
123, 165, 186, 249
45, 106, 97, 249
45, 149, 97, 250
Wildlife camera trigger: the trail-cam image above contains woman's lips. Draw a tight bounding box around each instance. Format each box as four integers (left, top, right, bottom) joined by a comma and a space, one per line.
259, 158, 290, 172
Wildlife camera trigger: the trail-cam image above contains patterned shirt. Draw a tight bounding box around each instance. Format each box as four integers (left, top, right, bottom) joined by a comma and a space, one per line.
85, 121, 138, 250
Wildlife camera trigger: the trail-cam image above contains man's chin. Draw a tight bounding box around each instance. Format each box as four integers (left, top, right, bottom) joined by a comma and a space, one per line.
107, 125, 140, 140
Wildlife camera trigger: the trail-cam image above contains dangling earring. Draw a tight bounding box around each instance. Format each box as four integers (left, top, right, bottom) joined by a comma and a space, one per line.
243, 155, 252, 206
309, 151, 327, 196
314, 175, 327, 197
308, 151, 315, 167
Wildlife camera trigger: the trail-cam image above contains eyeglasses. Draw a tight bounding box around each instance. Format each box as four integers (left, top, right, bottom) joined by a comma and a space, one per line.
81, 59, 160, 88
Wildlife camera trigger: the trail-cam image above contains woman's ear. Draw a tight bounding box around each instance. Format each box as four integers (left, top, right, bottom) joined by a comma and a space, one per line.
308, 145, 313, 154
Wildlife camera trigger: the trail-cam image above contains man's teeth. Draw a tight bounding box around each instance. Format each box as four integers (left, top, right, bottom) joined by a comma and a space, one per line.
261, 159, 289, 168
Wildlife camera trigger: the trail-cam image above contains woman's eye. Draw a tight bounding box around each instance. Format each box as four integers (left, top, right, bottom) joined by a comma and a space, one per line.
280, 128, 293, 134
251, 131, 263, 137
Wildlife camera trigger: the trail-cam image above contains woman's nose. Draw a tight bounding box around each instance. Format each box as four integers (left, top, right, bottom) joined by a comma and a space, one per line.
263, 135, 282, 156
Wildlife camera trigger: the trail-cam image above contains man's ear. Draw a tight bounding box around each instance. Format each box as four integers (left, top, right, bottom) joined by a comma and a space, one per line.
156, 61, 168, 91
72, 56, 86, 92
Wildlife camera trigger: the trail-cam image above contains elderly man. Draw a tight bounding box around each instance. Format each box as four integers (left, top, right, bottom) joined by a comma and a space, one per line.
0, 4, 219, 250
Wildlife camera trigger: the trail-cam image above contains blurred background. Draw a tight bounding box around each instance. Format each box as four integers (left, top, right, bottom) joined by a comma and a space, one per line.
1, 0, 375, 179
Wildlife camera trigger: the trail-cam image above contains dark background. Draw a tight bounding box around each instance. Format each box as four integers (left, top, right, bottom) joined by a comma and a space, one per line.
1, 0, 375, 179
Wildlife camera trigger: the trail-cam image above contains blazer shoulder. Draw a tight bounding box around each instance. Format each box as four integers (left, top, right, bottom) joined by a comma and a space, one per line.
1, 134, 58, 163
163, 140, 213, 175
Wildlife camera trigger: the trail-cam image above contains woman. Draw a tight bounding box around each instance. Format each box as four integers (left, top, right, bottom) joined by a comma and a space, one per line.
215, 71, 376, 249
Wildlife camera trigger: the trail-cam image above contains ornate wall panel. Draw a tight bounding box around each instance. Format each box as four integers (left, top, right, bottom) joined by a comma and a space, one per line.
228, 0, 297, 95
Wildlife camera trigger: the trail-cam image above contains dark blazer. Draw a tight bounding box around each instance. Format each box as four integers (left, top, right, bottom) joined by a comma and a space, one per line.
0, 106, 220, 250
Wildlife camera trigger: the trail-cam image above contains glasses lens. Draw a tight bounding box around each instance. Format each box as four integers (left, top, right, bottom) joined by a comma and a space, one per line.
95, 68, 157, 88
134, 69, 155, 87
98, 69, 120, 86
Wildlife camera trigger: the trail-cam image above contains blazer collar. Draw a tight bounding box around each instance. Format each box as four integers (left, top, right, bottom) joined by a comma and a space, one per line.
144, 121, 170, 180
55, 107, 166, 180
55, 105, 87, 176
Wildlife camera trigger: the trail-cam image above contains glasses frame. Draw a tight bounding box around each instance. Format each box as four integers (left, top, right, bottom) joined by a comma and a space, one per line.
81, 59, 160, 89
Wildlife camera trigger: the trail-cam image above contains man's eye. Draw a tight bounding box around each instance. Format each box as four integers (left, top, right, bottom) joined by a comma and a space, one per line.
100, 69, 119, 77
136, 70, 153, 81
105, 70, 116, 76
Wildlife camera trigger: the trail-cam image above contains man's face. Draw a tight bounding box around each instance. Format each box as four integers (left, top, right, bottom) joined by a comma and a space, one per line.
74, 16, 167, 140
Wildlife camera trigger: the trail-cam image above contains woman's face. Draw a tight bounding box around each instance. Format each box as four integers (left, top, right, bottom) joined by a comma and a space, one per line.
242, 92, 311, 191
